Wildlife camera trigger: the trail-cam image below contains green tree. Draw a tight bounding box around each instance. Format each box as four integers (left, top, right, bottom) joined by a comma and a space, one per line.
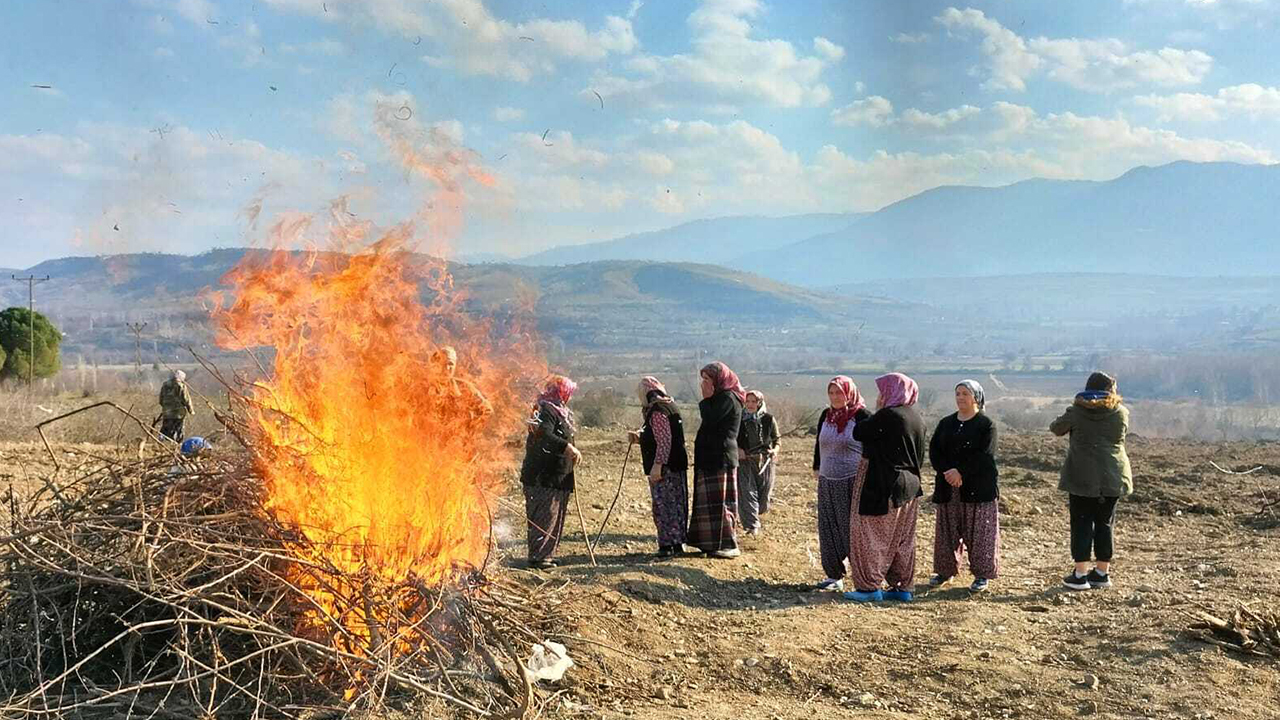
0, 307, 63, 382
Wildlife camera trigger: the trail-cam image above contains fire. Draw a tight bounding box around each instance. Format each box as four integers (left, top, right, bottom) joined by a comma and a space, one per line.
209, 104, 541, 652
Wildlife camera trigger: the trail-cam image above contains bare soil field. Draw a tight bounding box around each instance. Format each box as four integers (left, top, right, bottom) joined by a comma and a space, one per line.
2, 429, 1277, 720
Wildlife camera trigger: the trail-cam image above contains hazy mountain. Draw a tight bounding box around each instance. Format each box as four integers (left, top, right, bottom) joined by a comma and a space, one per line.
517, 213, 862, 266
734, 161, 1280, 286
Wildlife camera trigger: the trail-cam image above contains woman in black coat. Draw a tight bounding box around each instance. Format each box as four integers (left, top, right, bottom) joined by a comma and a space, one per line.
846, 373, 927, 602
688, 362, 745, 559
928, 380, 1000, 593
519, 375, 582, 569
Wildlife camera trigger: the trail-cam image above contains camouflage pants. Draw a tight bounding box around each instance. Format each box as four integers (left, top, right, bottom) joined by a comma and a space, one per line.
160, 417, 186, 442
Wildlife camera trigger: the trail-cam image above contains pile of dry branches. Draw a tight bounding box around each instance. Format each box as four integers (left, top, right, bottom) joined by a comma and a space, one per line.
1190, 604, 1280, 660
0, 418, 566, 719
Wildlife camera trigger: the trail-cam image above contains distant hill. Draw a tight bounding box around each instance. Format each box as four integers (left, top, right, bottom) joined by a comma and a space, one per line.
516, 213, 862, 266
0, 251, 923, 365
733, 161, 1280, 285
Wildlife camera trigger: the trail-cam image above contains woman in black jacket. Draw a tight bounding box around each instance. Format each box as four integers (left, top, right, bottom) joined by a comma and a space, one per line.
689, 362, 745, 559
737, 390, 780, 536
846, 372, 927, 602
928, 380, 1000, 593
519, 375, 582, 569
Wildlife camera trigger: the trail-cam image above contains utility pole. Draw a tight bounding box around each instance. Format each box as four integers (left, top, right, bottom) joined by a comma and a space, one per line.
10, 274, 51, 387
126, 322, 148, 374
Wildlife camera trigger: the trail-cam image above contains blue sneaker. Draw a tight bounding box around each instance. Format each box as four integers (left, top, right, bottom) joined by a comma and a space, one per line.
843, 589, 884, 603
883, 589, 914, 602
969, 578, 990, 593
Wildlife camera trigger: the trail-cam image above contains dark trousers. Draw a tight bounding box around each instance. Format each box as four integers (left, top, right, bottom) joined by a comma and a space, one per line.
1069, 494, 1119, 562
160, 417, 186, 442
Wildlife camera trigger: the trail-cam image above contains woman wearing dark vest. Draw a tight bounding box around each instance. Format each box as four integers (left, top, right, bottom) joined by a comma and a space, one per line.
737, 390, 780, 536
846, 372, 927, 602
689, 362, 745, 559
519, 375, 582, 569
1051, 371, 1133, 590
811, 376, 871, 592
928, 380, 1000, 593
628, 376, 690, 557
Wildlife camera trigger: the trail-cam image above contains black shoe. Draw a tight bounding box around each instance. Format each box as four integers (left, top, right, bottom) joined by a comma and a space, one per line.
655, 546, 674, 558
1063, 571, 1090, 591
528, 558, 557, 570
1086, 569, 1111, 589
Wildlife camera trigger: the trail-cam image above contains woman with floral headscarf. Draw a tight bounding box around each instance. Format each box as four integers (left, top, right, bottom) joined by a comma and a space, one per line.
737, 390, 780, 537
519, 375, 582, 569
689, 362, 745, 558
928, 380, 1000, 593
846, 372, 927, 602
627, 376, 690, 557
811, 376, 871, 592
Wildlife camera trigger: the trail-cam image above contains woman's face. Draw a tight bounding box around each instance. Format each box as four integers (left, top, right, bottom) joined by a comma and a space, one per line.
827, 385, 846, 409
745, 395, 760, 413
955, 385, 977, 414
700, 373, 714, 399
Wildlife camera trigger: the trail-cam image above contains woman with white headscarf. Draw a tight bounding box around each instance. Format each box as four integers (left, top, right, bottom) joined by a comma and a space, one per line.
737, 390, 779, 537
927, 379, 1001, 593
628, 376, 690, 557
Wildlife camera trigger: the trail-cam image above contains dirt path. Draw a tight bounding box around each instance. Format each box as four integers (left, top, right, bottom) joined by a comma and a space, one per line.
496, 430, 1280, 720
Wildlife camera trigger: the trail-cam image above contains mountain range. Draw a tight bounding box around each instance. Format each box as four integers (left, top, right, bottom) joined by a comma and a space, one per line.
506, 161, 1280, 286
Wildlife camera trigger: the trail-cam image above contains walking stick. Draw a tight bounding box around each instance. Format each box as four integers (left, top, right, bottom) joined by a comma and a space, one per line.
592, 440, 633, 551
573, 489, 597, 566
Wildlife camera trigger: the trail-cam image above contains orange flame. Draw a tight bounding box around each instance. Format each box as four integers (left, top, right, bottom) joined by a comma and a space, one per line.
209, 102, 542, 648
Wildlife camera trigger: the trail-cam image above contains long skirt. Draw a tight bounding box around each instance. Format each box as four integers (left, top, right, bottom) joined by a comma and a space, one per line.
737, 457, 775, 532
524, 485, 571, 562
688, 468, 738, 553
816, 473, 855, 579
650, 468, 689, 548
849, 471, 918, 592
933, 496, 1001, 580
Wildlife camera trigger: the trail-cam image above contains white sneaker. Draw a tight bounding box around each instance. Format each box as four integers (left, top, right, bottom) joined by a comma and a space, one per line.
815, 578, 844, 592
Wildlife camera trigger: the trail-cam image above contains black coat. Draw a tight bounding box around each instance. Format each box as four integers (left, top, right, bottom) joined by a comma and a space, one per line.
738, 411, 779, 457
929, 412, 999, 504
851, 405, 927, 515
694, 390, 743, 472
519, 401, 576, 491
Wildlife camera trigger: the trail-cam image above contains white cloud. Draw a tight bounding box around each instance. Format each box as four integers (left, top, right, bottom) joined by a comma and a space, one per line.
154, 46, 175, 58
278, 38, 346, 55
937, 7, 1212, 92
493, 106, 526, 122
1135, 83, 1280, 121
263, 0, 636, 82
832, 96, 894, 127
901, 104, 982, 129
588, 0, 841, 109
854, 81, 866, 94
890, 32, 929, 44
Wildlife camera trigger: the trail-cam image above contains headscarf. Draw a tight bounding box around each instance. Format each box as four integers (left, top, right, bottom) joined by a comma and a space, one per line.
825, 375, 864, 433
700, 362, 747, 404
171, 370, 186, 382
875, 372, 919, 409
743, 390, 767, 419
537, 374, 578, 419
956, 379, 986, 411
1077, 371, 1121, 407
639, 376, 669, 405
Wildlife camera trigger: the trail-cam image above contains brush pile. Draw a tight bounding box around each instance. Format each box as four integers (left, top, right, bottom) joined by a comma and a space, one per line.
0, 421, 561, 719
1190, 604, 1280, 660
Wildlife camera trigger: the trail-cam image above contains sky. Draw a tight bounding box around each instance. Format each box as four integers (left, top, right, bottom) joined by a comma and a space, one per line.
3, 0, 1280, 267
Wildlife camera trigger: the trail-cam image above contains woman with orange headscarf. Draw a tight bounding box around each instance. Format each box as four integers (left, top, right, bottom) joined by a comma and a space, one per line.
519, 375, 582, 569
688, 362, 745, 559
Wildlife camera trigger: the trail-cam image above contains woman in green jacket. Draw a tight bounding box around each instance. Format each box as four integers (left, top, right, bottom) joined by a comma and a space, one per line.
1050, 372, 1132, 591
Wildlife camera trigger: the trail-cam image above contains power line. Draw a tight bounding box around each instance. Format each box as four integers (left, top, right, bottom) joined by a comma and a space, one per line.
10, 274, 52, 387
127, 322, 149, 374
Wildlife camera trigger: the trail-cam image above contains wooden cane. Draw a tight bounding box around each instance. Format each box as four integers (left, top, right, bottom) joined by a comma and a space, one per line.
592, 441, 633, 551
573, 489, 597, 567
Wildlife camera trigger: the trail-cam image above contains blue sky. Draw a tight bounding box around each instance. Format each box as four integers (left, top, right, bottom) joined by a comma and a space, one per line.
3, 0, 1279, 267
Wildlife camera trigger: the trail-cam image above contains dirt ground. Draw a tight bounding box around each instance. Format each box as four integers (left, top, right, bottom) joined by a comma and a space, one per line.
490, 429, 1280, 720
2, 429, 1277, 720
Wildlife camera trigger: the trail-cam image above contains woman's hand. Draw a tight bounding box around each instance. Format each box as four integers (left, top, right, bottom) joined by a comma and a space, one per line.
943, 469, 963, 487
627, 429, 640, 444
737, 448, 747, 461
649, 465, 663, 485
565, 444, 583, 465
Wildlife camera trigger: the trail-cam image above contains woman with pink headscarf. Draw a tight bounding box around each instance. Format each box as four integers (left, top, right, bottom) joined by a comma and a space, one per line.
846, 372, 927, 602
627, 376, 690, 557
688, 362, 746, 558
810, 376, 871, 592
519, 375, 582, 569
